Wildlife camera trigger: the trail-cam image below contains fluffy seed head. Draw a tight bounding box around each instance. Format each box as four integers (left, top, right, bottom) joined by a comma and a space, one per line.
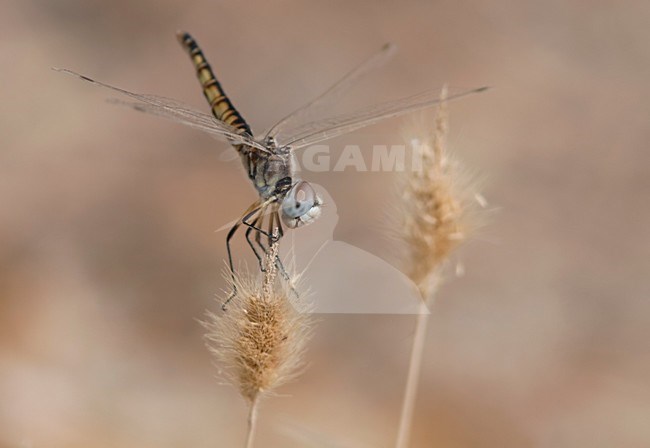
398, 88, 482, 298
204, 243, 311, 403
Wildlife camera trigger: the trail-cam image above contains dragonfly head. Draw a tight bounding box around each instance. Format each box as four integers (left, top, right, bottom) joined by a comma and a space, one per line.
280, 181, 322, 229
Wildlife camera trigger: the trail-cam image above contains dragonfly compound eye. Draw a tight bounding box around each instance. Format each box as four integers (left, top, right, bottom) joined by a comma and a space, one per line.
281, 181, 322, 228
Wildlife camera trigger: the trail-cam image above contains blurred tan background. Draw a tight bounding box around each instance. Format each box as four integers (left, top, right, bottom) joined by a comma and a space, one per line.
2, 0, 650, 447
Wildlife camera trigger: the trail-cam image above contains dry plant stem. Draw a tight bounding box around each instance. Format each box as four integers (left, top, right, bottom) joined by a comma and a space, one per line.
245, 397, 259, 448
395, 299, 432, 448
394, 87, 476, 448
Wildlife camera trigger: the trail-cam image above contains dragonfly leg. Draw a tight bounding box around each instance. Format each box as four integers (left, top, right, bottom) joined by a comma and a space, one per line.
244, 209, 289, 283
270, 211, 300, 300
254, 216, 267, 254
255, 214, 273, 262
245, 213, 265, 272
242, 208, 280, 242
222, 201, 262, 311
223, 220, 243, 310
271, 214, 290, 281
234, 201, 299, 302
274, 211, 285, 239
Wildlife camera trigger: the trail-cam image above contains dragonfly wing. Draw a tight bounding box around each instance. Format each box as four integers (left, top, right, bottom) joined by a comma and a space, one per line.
108, 98, 265, 149
55, 68, 268, 152
282, 86, 488, 150
264, 43, 397, 141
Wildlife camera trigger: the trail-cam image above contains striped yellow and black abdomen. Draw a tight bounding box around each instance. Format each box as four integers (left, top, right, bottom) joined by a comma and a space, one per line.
177, 31, 252, 136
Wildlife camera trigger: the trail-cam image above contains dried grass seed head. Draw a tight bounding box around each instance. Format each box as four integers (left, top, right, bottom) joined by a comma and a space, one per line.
399, 89, 482, 297
204, 242, 311, 403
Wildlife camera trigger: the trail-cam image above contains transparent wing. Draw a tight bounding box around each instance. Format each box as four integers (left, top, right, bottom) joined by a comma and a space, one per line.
281, 86, 489, 150
264, 43, 398, 141
54, 68, 269, 152
107, 98, 267, 150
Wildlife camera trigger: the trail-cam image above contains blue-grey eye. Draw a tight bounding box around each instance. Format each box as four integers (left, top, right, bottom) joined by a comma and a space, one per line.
282, 181, 316, 218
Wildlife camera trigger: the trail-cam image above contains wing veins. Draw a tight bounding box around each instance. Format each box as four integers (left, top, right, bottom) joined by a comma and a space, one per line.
54, 68, 268, 152
283, 86, 488, 150
265, 43, 397, 140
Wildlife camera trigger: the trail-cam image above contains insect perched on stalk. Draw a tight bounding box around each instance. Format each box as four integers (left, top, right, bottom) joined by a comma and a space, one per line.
56, 31, 487, 309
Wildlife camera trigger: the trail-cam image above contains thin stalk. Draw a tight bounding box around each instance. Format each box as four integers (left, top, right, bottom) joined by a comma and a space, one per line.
395, 297, 433, 448
245, 397, 259, 448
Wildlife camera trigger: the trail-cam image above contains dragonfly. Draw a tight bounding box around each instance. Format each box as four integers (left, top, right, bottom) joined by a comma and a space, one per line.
56, 31, 487, 308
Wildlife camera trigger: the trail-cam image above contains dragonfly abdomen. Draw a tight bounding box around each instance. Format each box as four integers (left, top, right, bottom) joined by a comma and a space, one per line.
177, 32, 252, 137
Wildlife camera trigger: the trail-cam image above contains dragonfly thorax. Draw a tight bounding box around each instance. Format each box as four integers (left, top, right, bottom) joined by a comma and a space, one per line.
240, 144, 294, 199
